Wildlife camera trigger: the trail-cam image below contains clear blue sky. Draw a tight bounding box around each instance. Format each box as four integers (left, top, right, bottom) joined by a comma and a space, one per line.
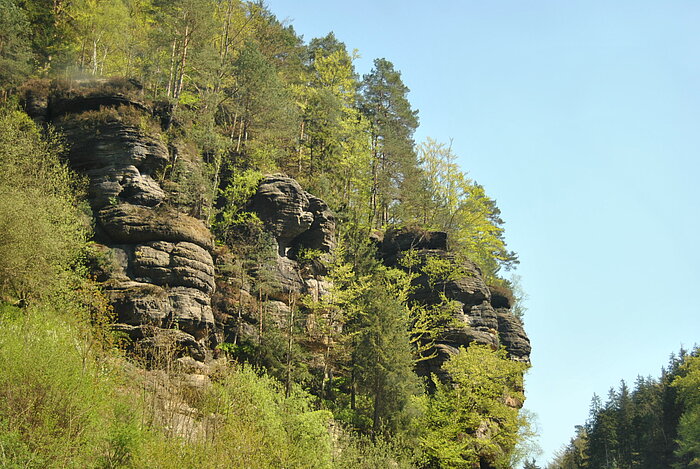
265, 1, 700, 465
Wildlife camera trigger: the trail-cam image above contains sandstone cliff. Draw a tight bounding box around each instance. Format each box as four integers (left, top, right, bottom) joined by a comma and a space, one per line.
28, 80, 216, 360
25, 81, 529, 386
376, 227, 531, 382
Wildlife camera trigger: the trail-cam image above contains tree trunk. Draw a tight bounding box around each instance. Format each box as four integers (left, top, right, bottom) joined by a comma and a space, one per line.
175, 24, 191, 99
350, 364, 356, 410
92, 39, 98, 75
370, 135, 378, 228
298, 120, 305, 173
206, 152, 222, 226
216, 0, 234, 93
372, 374, 381, 437
236, 119, 244, 152
167, 38, 177, 98
285, 302, 295, 398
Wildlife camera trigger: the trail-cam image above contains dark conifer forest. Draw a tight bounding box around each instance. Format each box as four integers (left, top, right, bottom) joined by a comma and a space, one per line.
548, 348, 700, 469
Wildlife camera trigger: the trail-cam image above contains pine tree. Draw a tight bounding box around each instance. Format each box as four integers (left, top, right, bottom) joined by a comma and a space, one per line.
351, 266, 420, 437
672, 352, 700, 468
360, 58, 419, 228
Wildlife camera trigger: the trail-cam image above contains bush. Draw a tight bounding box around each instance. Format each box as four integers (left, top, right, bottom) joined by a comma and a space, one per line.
419, 344, 529, 469
0, 109, 88, 303
0, 305, 140, 468
200, 365, 333, 468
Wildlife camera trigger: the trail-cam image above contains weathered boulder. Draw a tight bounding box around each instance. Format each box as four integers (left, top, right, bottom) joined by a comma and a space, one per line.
247, 175, 335, 256
213, 178, 337, 358
290, 194, 335, 255
377, 226, 448, 265
108, 281, 214, 340
406, 250, 490, 307
494, 310, 531, 362
56, 119, 169, 176
114, 324, 208, 362
132, 241, 215, 293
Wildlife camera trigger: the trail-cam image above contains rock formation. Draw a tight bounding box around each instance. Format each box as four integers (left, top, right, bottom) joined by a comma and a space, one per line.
376, 227, 531, 381
31, 80, 217, 358
213, 175, 335, 351
246, 175, 335, 257
23, 81, 529, 386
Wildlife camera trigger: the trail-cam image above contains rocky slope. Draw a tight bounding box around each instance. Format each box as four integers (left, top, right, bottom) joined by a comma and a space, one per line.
24, 81, 529, 385
212, 175, 337, 367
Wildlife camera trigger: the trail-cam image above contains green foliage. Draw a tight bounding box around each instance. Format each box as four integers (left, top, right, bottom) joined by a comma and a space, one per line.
410, 137, 518, 279
351, 267, 422, 436
190, 365, 333, 469
218, 168, 263, 214
67, 0, 135, 75
15, 0, 74, 72
231, 39, 299, 164
553, 349, 697, 469
420, 344, 529, 469
167, 146, 214, 218
0, 305, 140, 468
422, 254, 469, 292
1, 2, 533, 465
333, 432, 418, 469
213, 168, 263, 244
361, 58, 419, 227
9, 0, 518, 281
409, 296, 461, 363
294, 34, 373, 219
296, 247, 324, 265
672, 353, 700, 468
0, 302, 341, 468
0, 109, 88, 303
0, 0, 33, 96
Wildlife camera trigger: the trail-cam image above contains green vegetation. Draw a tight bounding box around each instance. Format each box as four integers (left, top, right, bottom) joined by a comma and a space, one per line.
420, 345, 529, 469
672, 354, 700, 468
550, 348, 700, 469
2, 0, 517, 279
0, 303, 344, 469
0, 109, 88, 304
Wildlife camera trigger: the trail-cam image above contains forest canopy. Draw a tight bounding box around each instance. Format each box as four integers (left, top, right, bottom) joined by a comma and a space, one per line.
2, 0, 517, 280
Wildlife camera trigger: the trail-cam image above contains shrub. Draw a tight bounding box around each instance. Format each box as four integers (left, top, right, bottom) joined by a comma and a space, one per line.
0, 109, 88, 303
0, 305, 140, 468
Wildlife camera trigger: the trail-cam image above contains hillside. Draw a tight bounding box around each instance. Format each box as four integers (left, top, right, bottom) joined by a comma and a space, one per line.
0, 1, 534, 467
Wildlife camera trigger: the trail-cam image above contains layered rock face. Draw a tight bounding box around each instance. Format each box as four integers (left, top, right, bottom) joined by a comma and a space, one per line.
24, 82, 528, 379
376, 227, 531, 380
247, 175, 335, 257
37, 83, 216, 357
214, 175, 336, 349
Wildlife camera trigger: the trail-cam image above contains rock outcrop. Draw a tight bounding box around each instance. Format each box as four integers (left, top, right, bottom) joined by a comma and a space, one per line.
213, 175, 335, 363
490, 286, 531, 362
23, 81, 528, 386
376, 227, 531, 381
35, 81, 217, 358
247, 175, 335, 257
